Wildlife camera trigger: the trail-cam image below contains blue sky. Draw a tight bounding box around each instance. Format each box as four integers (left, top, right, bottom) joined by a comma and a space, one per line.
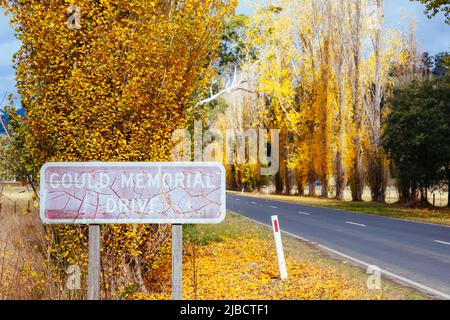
0, 10, 20, 101
0, 0, 449, 101
237, 0, 450, 54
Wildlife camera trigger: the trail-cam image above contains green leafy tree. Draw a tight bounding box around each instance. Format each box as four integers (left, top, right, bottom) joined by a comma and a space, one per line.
383, 73, 450, 206
412, 0, 450, 24
218, 14, 249, 70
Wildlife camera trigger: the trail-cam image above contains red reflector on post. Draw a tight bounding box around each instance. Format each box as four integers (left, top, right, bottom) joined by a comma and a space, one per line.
274, 219, 279, 233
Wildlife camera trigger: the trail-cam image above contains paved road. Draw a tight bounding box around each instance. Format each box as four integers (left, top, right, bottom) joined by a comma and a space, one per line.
227, 193, 450, 299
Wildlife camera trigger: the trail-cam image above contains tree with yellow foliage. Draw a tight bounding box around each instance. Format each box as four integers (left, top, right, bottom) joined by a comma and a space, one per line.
243, 0, 405, 203
245, 3, 298, 194
2, 0, 236, 295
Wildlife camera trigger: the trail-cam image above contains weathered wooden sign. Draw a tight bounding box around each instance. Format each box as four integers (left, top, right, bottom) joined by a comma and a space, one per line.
40, 162, 226, 300
40, 162, 226, 225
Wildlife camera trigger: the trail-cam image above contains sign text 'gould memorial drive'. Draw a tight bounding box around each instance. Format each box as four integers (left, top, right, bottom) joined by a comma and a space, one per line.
40, 162, 226, 224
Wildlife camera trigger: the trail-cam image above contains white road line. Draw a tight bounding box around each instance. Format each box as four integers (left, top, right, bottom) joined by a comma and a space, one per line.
235, 198, 240, 201
298, 212, 310, 216
316, 244, 450, 300
435, 240, 450, 246
251, 202, 257, 205
346, 221, 367, 227
235, 212, 450, 300
270, 206, 278, 209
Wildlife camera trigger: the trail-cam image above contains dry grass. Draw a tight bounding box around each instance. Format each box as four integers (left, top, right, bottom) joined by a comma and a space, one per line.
0, 184, 171, 300
0, 184, 176, 300
0, 183, 44, 299
0, 183, 75, 299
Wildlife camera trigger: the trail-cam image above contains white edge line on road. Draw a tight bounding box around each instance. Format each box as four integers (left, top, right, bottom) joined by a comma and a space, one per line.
434, 240, 450, 246
270, 206, 278, 209
316, 244, 450, 300
251, 202, 257, 205
346, 221, 367, 227
234, 212, 450, 300
298, 212, 311, 216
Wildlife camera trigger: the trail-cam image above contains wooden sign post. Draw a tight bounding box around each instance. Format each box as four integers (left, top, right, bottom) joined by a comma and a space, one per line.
87, 225, 101, 300
171, 224, 183, 300
40, 162, 226, 300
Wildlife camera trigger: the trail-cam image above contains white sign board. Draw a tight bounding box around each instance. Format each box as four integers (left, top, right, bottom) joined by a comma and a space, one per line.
40, 162, 226, 224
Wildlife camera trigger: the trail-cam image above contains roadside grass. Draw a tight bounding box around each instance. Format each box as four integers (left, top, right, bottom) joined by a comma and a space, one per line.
0, 184, 62, 299
183, 214, 272, 245
184, 212, 429, 300
227, 191, 450, 226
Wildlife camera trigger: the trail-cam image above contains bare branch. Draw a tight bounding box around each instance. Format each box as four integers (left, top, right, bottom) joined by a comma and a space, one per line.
197, 79, 247, 106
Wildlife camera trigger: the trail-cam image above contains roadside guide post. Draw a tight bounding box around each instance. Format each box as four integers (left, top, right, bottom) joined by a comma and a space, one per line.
40, 162, 226, 300
271, 215, 288, 280
172, 224, 183, 300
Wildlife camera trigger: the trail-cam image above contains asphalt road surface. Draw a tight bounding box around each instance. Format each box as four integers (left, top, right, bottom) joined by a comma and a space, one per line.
227, 193, 450, 299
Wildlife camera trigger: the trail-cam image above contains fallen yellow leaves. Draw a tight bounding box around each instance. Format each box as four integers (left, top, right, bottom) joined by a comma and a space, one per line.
183, 237, 366, 300
132, 236, 368, 300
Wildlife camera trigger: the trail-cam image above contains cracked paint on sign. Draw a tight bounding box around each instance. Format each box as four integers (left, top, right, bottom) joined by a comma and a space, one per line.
40, 163, 226, 224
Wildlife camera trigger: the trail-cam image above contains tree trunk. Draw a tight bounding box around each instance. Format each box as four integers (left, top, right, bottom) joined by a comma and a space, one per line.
397, 180, 412, 203
276, 127, 289, 194
445, 166, 450, 208
349, 0, 364, 202
296, 171, 305, 196
321, 177, 328, 198
368, 152, 387, 203
284, 168, 291, 195
446, 167, 450, 207
369, 0, 387, 204
227, 165, 236, 190
255, 162, 261, 192
350, 138, 364, 201
308, 174, 316, 197
335, 151, 345, 200
133, 257, 148, 294
335, 61, 345, 201
320, 37, 330, 199
411, 185, 418, 203
297, 180, 304, 196
420, 188, 426, 204
233, 164, 241, 191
